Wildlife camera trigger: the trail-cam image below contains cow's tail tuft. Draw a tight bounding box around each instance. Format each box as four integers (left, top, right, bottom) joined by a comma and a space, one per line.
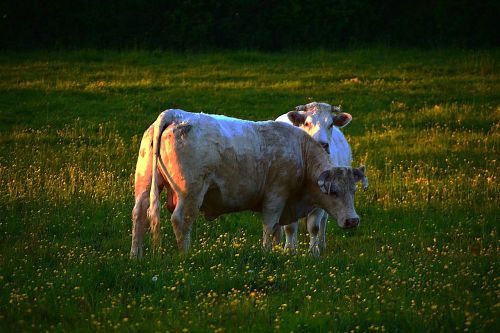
147, 110, 173, 250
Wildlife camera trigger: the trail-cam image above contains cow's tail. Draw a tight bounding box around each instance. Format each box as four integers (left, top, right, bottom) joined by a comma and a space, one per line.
147, 110, 175, 249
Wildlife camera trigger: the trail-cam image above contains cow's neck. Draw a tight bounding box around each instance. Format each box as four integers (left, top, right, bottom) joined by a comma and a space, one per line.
302, 137, 334, 183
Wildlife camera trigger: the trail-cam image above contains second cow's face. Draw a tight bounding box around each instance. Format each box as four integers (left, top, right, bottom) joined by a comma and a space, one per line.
287, 103, 351, 154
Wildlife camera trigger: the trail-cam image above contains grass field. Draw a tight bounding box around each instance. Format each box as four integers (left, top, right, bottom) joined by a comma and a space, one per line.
0, 48, 499, 332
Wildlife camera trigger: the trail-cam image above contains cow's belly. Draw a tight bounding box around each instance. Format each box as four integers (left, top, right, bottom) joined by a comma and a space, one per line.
197, 146, 268, 219
200, 183, 263, 220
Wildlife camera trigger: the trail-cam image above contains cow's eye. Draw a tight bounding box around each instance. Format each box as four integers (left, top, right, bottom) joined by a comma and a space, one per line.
328, 123, 334, 129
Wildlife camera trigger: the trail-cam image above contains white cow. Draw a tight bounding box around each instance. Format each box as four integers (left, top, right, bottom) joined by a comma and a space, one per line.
276, 102, 368, 254
130, 109, 366, 258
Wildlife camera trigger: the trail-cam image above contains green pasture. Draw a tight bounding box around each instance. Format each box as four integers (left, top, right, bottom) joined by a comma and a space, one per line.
0, 49, 498, 332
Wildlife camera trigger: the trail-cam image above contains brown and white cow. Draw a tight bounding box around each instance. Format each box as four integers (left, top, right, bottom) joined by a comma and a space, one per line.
130, 109, 365, 258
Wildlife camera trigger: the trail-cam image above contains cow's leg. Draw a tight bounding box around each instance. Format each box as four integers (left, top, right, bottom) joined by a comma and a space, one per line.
318, 211, 328, 253
171, 200, 188, 254
273, 226, 284, 246
284, 221, 299, 254
307, 208, 324, 258
262, 222, 281, 251
131, 191, 149, 259
170, 185, 207, 255
131, 125, 155, 259
171, 200, 199, 255
131, 179, 166, 258
261, 198, 285, 251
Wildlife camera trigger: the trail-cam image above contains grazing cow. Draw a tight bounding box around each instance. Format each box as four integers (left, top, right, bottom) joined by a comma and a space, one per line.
276, 102, 368, 254
130, 109, 366, 258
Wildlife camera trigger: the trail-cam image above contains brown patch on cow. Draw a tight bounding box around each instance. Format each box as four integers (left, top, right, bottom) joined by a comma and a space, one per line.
174, 123, 192, 139
139, 148, 146, 158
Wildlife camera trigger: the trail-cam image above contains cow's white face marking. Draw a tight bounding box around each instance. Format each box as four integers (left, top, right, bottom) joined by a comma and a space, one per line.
301, 112, 335, 148
286, 109, 335, 152
284, 102, 350, 154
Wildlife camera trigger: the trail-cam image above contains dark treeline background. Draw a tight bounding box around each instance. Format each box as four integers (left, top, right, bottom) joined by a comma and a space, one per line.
1, 0, 498, 50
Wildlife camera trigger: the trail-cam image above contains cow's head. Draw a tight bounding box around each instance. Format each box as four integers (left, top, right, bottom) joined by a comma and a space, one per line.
316, 166, 365, 229
287, 102, 352, 154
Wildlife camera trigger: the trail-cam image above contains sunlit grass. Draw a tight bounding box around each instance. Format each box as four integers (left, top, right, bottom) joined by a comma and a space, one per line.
0, 49, 498, 332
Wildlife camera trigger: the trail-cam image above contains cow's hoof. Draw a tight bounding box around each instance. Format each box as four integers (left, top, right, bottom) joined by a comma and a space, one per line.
130, 251, 142, 259
309, 246, 320, 258
284, 243, 297, 255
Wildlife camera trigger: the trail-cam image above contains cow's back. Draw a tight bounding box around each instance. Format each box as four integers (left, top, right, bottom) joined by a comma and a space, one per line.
160, 114, 307, 216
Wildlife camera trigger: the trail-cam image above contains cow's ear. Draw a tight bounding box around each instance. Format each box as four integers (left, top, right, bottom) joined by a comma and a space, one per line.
353, 165, 365, 182
353, 165, 369, 191
332, 112, 352, 128
287, 111, 307, 126
295, 104, 307, 111
318, 170, 334, 194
